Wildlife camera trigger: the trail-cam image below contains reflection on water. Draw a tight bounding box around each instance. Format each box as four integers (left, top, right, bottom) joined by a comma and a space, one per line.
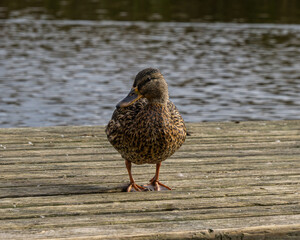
0, 19, 299, 127
0, 0, 300, 24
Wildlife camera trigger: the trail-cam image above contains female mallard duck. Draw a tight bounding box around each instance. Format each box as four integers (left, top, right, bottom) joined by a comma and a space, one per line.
106, 68, 186, 192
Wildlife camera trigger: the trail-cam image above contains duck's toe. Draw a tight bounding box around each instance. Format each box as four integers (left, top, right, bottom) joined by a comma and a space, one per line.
143, 180, 171, 191
126, 182, 147, 192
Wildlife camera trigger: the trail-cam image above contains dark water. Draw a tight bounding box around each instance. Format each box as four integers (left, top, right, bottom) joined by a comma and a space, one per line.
0, 1, 300, 127
1, 0, 300, 24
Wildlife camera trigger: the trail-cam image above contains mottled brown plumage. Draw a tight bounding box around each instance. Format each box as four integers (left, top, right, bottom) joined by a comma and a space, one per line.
105, 68, 186, 191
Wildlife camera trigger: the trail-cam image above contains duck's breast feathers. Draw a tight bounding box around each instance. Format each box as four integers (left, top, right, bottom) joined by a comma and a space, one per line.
105, 98, 186, 164
105, 98, 186, 138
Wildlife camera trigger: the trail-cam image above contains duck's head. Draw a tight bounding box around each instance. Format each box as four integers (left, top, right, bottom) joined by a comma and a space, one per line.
117, 68, 169, 108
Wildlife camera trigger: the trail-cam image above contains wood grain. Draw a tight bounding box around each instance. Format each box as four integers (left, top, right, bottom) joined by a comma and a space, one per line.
0, 120, 300, 239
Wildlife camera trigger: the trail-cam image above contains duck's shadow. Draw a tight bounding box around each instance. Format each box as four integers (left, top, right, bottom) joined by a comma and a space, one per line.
4, 183, 129, 199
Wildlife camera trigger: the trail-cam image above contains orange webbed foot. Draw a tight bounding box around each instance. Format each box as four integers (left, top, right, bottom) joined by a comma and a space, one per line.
126, 182, 147, 192
143, 178, 171, 191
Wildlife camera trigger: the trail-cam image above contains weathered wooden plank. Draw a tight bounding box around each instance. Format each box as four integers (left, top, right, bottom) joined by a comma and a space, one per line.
1, 166, 299, 188
1, 193, 299, 220
0, 120, 298, 141
1, 146, 300, 160
1, 132, 300, 149
1, 154, 300, 172
1, 138, 300, 153
0, 120, 299, 239
0, 174, 299, 198
0, 216, 300, 239
0, 184, 297, 208
1, 163, 300, 187
0, 204, 299, 232
1, 166, 299, 187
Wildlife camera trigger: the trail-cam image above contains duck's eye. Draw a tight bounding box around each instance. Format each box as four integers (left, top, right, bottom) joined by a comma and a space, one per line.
144, 77, 154, 85
137, 77, 153, 90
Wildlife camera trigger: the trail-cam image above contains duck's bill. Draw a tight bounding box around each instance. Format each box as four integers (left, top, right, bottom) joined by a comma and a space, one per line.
116, 87, 142, 108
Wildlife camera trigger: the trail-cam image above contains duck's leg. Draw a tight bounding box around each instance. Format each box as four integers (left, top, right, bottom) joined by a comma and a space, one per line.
144, 162, 171, 191
125, 160, 146, 192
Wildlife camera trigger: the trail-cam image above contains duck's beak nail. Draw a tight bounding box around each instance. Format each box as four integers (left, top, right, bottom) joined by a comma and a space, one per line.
116, 87, 142, 108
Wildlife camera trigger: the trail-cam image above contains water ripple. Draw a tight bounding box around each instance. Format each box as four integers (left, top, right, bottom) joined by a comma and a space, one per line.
0, 20, 299, 127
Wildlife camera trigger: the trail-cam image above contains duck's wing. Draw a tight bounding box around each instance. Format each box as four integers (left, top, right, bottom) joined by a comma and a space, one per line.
105, 98, 147, 146
167, 100, 186, 131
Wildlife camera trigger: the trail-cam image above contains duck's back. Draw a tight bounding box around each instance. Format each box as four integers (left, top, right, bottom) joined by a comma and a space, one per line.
105, 99, 186, 164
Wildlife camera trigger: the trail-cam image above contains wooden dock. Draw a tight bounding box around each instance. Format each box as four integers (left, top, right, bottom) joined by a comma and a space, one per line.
0, 120, 299, 239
